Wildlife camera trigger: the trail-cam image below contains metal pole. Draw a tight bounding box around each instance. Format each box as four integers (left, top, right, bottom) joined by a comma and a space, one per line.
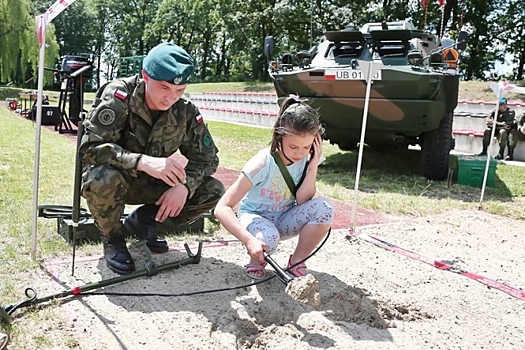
350, 62, 375, 232
31, 14, 48, 260
479, 88, 502, 209
310, 0, 314, 48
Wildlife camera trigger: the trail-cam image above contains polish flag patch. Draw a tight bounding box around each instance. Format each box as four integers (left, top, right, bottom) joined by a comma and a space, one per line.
196, 114, 203, 124
114, 89, 128, 101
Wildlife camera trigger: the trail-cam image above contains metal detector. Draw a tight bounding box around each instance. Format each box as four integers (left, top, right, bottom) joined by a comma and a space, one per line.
0, 242, 203, 325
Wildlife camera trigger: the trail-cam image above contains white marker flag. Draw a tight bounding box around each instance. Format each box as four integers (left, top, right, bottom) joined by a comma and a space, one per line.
46, 0, 78, 24
35, 14, 45, 46
35, 0, 77, 45
489, 81, 525, 95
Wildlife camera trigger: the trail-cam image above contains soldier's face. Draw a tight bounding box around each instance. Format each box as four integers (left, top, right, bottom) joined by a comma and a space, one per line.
143, 72, 187, 111
499, 104, 507, 112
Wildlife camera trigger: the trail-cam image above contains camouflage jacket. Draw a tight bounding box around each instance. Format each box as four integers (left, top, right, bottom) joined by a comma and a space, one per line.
488, 107, 516, 129
79, 75, 219, 198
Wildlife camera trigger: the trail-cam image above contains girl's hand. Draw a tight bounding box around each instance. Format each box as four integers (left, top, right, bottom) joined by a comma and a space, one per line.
245, 236, 268, 263
309, 134, 322, 165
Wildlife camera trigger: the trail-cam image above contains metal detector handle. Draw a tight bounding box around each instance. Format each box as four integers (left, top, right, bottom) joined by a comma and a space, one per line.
264, 253, 293, 285
72, 117, 84, 224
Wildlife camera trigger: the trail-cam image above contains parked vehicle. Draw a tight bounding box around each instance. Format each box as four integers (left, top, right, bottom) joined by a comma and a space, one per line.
265, 20, 468, 180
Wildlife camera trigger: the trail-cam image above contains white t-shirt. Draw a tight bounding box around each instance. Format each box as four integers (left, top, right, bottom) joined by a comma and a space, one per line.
237, 148, 310, 218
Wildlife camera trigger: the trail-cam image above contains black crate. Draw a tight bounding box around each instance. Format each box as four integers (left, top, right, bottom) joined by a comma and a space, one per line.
58, 216, 206, 244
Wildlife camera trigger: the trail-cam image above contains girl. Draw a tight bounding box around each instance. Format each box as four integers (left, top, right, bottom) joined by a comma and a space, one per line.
214, 96, 334, 279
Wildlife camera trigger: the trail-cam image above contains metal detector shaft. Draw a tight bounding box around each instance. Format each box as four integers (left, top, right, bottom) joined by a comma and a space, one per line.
1, 242, 202, 324
70, 65, 90, 276
71, 109, 84, 275
264, 253, 292, 285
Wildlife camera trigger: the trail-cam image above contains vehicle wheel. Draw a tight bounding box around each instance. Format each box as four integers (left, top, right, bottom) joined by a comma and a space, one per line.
421, 112, 453, 180
371, 144, 406, 153
337, 141, 358, 151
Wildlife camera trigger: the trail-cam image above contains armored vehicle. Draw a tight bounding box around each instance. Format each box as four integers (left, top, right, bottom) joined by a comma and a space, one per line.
265, 20, 467, 180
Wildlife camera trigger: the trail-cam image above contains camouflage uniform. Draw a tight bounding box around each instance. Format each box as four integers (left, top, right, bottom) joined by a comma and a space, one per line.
481, 107, 517, 158
79, 75, 225, 237
518, 113, 525, 142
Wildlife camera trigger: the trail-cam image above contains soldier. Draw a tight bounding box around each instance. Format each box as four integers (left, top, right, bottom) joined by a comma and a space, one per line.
478, 97, 518, 160
518, 112, 525, 141
79, 43, 225, 275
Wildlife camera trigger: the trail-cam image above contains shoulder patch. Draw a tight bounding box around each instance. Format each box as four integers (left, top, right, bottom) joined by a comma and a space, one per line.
203, 134, 212, 147
114, 89, 128, 101
98, 108, 116, 126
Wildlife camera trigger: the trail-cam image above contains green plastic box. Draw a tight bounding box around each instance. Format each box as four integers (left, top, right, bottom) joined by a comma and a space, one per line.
457, 155, 497, 188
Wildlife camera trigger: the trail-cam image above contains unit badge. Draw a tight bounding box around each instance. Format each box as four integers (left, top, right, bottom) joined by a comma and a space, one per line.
98, 108, 116, 126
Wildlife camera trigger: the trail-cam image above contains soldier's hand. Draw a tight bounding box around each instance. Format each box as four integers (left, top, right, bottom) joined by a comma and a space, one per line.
155, 185, 189, 222
486, 118, 494, 127
137, 154, 186, 186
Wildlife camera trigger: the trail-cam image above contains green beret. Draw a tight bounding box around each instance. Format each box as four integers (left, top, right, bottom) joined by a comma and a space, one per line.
143, 43, 194, 85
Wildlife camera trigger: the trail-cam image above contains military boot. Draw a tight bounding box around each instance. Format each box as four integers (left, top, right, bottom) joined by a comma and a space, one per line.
103, 232, 135, 275
505, 148, 514, 161
495, 147, 505, 160
123, 205, 169, 253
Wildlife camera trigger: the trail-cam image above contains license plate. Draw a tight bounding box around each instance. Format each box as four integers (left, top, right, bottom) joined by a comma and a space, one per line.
324, 69, 382, 80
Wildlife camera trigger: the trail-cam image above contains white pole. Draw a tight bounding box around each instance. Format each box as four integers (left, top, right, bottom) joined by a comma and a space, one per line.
478, 87, 502, 209
31, 13, 47, 260
350, 61, 375, 233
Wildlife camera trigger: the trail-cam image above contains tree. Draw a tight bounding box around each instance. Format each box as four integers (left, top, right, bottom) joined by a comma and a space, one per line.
496, 0, 525, 80
460, 0, 502, 80
7, 0, 517, 84
1, 0, 34, 83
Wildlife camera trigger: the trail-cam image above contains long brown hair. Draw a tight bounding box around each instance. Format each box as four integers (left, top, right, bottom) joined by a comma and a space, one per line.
270, 95, 324, 153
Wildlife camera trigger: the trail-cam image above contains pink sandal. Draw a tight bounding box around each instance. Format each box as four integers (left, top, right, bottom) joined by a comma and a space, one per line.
287, 255, 308, 277
245, 262, 267, 280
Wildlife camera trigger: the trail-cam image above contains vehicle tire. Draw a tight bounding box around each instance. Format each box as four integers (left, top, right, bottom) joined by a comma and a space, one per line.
337, 141, 358, 151
421, 112, 453, 180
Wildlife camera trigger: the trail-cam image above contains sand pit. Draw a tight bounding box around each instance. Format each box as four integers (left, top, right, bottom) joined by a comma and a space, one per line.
4, 209, 525, 349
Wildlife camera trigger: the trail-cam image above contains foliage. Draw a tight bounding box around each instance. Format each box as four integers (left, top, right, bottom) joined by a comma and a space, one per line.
1, 0, 525, 89
1, 0, 56, 85
495, 0, 525, 80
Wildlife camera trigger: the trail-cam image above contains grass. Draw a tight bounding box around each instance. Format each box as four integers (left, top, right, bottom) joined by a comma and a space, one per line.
210, 121, 525, 219
459, 80, 525, 102
1, 82, 525, 348
4, 80, 525, 106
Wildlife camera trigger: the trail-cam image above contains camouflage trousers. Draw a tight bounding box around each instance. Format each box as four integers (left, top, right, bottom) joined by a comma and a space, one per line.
483, 128, 519, 151
81, 165, 225, 237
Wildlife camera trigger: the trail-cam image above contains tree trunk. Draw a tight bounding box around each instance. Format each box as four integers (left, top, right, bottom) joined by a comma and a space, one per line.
517, 48, 524, 80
